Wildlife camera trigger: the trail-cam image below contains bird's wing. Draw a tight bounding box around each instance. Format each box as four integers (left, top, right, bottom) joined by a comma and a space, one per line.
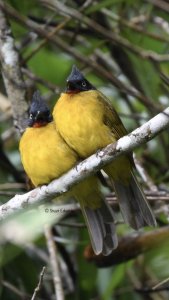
97, 92, 135, 166
97, 92, 127, 138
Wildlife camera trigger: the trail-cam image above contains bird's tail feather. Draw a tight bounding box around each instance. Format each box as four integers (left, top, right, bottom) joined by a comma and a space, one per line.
80, 199, 118, 256
113, 172, 156, 229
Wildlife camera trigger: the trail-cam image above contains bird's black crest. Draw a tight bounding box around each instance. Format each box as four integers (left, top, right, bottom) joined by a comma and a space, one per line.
28, 91, 52, 127
30, 90, 49, 114
66, 65, 96, 92
67, 65, 85, 83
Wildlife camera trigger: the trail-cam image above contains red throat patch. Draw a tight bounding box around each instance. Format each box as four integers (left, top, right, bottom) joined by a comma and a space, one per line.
33, 121, 48, 128
66, 90, 80, 95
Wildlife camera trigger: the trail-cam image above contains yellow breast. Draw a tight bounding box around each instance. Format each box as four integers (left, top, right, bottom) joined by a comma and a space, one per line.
53, 91, 116, 157
19, 122, 78, 186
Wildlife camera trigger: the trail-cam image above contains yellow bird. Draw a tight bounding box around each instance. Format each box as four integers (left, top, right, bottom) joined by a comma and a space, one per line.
53, 66, 156, 229
19, 91, 117, 255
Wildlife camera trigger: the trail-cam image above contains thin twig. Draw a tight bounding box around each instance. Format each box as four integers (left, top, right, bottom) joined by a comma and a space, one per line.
0, 183, 26, 190
31, 266, 46, 300
22, 16, 70, 65
22, 68, 60, 93
152, 277, 169, 290
134, 155, 158, 192
44, 225, 64, 300
145, 0, 169, 14
102, 8, 169, 43
1, 280, 31, 299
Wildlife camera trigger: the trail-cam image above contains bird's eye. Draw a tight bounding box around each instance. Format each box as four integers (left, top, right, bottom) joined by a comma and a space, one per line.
29, 113, 33, 119
82, 81, 86, 87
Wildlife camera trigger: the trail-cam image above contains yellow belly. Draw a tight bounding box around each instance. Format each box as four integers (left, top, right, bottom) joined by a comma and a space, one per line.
19, 122, 78, 186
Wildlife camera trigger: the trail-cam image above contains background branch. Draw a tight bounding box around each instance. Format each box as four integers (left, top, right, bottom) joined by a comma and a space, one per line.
44, 225, 64, 300
84, 226, 169, 267
0, 0, 28, 134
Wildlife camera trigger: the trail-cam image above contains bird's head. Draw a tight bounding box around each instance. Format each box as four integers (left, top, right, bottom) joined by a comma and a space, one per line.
28, 91, 52, 128
66, 65, 96, 94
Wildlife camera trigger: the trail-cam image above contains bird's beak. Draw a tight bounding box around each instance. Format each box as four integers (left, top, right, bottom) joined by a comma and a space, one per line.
66, 81, 82, 94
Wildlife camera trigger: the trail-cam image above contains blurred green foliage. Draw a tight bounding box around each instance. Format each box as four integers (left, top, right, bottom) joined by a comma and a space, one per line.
0, 0, 169, 299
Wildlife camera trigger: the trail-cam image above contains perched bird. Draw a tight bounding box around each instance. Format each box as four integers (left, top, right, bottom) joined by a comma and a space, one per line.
19, 91, 117, 255
53, 65, 156, 230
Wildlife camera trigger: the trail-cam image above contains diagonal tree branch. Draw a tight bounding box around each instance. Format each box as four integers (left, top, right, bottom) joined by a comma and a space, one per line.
0, 0, 28, 134
0, 107, 169, 221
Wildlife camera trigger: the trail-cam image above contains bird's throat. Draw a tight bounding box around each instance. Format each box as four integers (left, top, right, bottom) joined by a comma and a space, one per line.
33, 121, 48, 128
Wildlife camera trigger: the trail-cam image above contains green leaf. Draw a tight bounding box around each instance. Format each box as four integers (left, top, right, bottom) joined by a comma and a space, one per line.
102, 264, 128, 300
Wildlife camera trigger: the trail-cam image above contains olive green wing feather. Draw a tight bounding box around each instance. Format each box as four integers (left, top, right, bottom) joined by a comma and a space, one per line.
97, 92, 127, 139
97, 91, 134, 166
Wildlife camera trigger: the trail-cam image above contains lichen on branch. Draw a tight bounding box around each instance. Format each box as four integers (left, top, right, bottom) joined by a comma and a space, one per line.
0, 1, 28, 134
